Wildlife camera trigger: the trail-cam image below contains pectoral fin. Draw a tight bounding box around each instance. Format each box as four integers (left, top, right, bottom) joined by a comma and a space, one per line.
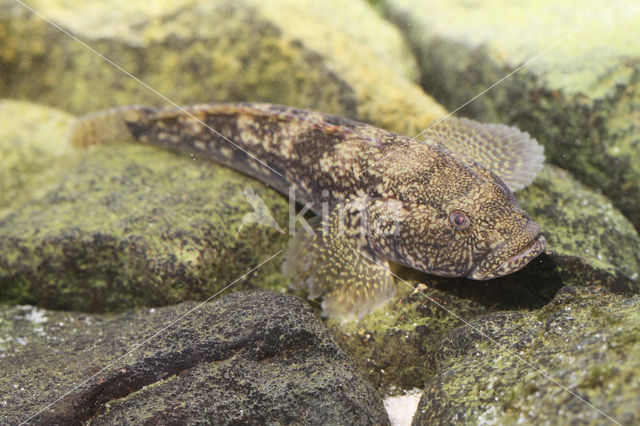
282, 209, 396, 320
422, 117, 544, 191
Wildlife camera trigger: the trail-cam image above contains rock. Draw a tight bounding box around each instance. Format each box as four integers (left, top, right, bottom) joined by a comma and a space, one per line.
327, 282, 488, 394
380, 0, 640, 229
412, 286, 640, 424
0, 291, 390, 425
0, 99, 289, 311
518, 165, 640, 292
0, 0, 446, 136
0, 100, 79, 219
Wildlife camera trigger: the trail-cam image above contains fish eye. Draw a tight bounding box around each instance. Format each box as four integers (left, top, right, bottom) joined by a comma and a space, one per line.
449, 211, 470, 231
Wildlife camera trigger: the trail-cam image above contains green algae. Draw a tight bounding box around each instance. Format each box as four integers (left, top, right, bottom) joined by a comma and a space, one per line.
0, 100, 80, 219
328, 283, 486, 393
386, 0, 639, 98
0, 0, 358, 117
413, 286, 640, 424
250, 0, 447, 135
250, 0, 419, 80
0, 142, 289, 311
518, 165, 640, 282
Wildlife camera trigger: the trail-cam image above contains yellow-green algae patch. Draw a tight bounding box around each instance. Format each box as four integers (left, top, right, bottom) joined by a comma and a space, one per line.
0, 0, 446, 136
381, 0, 640, 230
327, 283, 487, 393
0, 100, 80, 219
250, 0, 446, 135
0, 141, 289, 311
387, 0, 640, 98
0, 0, 357, 118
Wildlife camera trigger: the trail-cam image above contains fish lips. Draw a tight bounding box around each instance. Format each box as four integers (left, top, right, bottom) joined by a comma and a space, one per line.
468, 222, 546, 280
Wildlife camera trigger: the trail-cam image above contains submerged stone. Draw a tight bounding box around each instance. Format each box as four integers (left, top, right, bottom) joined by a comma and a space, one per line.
381, 0, 640, 230
518, 165, 640, 291
0, 137, 290, 311
0, 100, 290, 311
0, 100, 79, 219
0, 291, 390, 425
413, 286, 640, 424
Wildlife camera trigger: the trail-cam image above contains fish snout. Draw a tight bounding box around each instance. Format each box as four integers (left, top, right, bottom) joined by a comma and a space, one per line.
468, 219, 545, 280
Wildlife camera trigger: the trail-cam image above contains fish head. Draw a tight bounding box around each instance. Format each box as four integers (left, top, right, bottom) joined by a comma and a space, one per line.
364, 148, 545, 279
446, 177, 546, 280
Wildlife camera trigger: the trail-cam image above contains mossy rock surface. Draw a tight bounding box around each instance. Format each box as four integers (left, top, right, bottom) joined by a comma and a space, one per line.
0, 0, 445, 136
0, 100, 79, 219
413, 286, 640, 424
381, 0, 640, 229
519, 165, 640, 289
0, 133, 290, 311
0, 291, 389, 425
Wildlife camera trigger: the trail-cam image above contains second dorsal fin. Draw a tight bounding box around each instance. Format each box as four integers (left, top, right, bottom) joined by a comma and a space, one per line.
421, 117, 545, 191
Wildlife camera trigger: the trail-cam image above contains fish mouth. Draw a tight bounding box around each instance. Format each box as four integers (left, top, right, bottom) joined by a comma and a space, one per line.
468, 222, 546, 280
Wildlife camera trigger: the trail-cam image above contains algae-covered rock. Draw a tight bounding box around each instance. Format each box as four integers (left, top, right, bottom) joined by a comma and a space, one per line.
519, 165, 640, 290
412, 286, 640, 424
0, 138, 289, 311
0, 291, 390, 424
0, 100, 289, 311
0, 100, 80, 219
381, 0, 640, 229
327, 282, 488, 394
0, 0, 445, 136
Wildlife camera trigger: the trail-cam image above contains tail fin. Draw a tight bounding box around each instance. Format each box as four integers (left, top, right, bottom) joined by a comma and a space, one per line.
69, 106, 147, 147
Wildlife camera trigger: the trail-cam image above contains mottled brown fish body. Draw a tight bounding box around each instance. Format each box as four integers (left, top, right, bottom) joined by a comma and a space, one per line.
70, 102, 546, 319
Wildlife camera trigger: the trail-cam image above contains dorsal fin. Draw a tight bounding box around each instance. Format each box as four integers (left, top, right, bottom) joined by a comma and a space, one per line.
421, 117, 544, 191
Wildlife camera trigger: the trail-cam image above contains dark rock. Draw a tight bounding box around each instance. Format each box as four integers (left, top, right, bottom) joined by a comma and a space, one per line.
0, 291, 389, 425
